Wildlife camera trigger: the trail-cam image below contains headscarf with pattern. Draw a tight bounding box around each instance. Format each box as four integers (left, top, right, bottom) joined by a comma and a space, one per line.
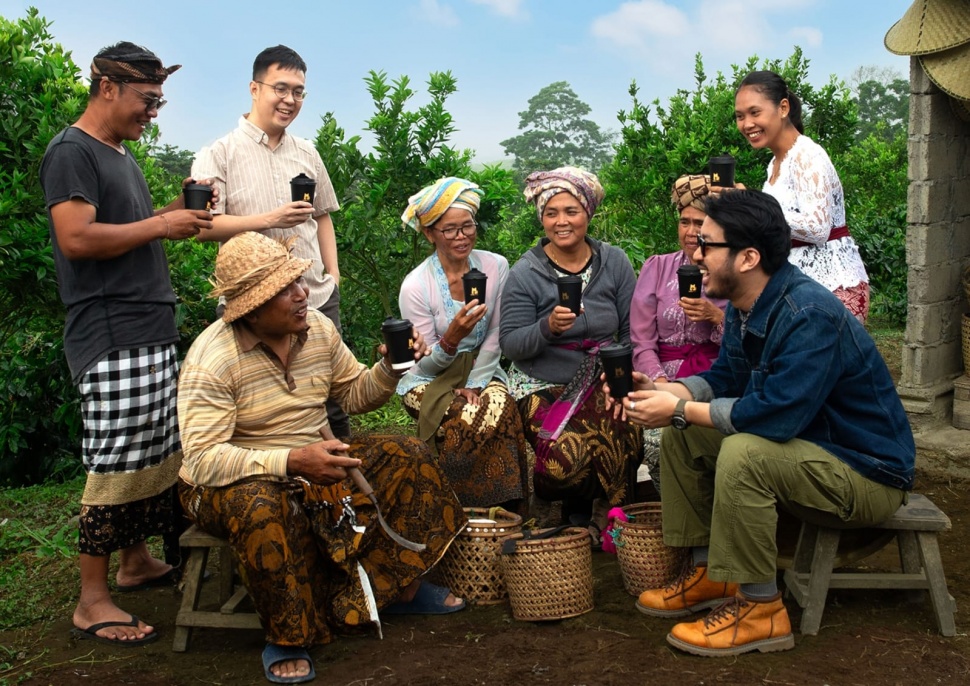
671, 174, 713, 213
523, 166, 605, 219
90, 41, 181, 84
401, 177, 484, 231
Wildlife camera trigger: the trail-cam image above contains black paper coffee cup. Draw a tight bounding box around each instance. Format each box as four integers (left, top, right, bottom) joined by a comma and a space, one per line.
462, 268, 487, 305
708, 155, 736, 188
677, 264, 703, 299
291, 173, 316, 203
599, 343, 634, 400
183, 183, 213, 211
557, 275, 583, 315
381, 317, 416, 371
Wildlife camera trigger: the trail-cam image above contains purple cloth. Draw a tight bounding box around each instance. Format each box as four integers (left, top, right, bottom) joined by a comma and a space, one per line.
657, 341, 722, 378
630, 250, 727, 381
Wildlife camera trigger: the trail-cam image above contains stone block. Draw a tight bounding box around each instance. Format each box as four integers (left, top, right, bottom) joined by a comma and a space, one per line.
910, 58, 935, 95
907, 182, 948, 223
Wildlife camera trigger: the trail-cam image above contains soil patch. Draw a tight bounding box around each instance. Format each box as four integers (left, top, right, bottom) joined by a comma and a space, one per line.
3, 465, 969, 686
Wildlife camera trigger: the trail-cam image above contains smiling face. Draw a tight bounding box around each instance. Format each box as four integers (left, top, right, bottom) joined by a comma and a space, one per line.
694, 216, 739, 301
677, 206, 706, 263
734, 85, 790, 153
424, 206, 477, 266
541, 192, 589, 254
249, 63, 305, 136
101, 79, 162, 143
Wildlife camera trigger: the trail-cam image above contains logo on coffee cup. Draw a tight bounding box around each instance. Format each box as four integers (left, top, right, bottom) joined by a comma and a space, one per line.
687, 283, 698, 294
408, 338, 415, 350
612, 368, 626, 378
712, 172, 721, 183
469, 286, 480, 297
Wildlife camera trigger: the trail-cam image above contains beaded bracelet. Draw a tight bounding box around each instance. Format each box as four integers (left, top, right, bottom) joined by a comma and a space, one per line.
161, 214, 171, 239
439, 338, 458, 355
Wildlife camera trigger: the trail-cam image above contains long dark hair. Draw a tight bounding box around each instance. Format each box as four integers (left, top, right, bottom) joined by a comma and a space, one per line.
738, 71, 804, 134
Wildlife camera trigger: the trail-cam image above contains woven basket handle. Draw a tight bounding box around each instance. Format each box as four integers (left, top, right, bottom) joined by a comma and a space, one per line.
500, 525, 570, 555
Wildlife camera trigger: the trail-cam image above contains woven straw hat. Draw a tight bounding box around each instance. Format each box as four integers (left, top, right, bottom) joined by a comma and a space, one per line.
920, 42, 970, 99
950, 94, 970, 121
210, 232, 312, 323
885, 0, 970, 56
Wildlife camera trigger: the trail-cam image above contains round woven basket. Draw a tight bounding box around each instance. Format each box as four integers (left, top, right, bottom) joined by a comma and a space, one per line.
500, 526, 594, 621
614, 502, 688, 596
435, 508, 523, 605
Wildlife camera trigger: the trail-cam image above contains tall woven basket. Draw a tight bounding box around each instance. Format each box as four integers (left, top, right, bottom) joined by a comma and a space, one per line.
435, 508, 523, 605
614, 502, 688, 596
499, 526, 594, 621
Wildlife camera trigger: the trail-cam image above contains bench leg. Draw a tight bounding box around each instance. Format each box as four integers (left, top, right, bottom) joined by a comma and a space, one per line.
799, 527, 840, 636
172, 547, 209, 652
916, 532, 957, 637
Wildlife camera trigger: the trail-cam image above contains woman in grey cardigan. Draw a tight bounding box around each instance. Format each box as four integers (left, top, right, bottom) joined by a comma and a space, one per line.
500, 167, 642, 547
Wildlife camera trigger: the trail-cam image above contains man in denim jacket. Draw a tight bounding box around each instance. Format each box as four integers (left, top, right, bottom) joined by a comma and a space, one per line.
620, 189, 914, 657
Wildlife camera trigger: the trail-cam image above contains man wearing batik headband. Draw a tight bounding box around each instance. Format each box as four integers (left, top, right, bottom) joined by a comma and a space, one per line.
500, 166, 640, 549
178, 231, 466, 684
40, 41, 216, 646
629, 174, 728, 489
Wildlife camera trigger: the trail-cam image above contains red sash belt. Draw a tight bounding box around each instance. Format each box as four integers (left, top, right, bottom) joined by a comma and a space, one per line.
791, 225, 849, 248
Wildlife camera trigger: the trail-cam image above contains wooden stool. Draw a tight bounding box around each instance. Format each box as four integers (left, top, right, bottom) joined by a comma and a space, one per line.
783, 493, 956, 636
172, 525, 261, 652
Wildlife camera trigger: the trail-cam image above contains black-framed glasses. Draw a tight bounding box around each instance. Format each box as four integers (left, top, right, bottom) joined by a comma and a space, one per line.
696, 234, 732, 257
255, 81, 307, 101
121, 82, 166, 112
434, 221, 478, 240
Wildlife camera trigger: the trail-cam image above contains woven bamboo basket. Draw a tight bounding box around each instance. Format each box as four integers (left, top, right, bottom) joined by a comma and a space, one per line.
435, 508, 523, 605
499, 526, 594, 621
614, 502, 688, 596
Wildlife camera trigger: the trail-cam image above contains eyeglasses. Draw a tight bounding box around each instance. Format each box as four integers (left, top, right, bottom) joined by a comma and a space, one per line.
696, 235, 732, 257
434, 221, 478, 240
121, 82, 166, 112
255, 81, 307, 101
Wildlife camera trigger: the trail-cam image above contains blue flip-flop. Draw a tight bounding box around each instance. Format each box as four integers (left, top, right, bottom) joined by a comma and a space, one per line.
261, 643, 316, 684
382, 581, 466, 615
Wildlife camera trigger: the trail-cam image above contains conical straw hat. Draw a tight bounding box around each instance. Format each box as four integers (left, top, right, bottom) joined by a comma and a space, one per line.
885, 0, 970, 56
920, 41, 970, 99
949, 93, 970, 122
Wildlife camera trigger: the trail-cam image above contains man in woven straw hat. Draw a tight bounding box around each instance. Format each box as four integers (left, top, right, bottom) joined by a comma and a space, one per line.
614, 190, 914, 657
40, 41, 216, 647
177, 231, 467, 683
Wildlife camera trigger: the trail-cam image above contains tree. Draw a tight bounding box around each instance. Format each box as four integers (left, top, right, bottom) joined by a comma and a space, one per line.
854, 77, 909, 142
316, 70, 522, 356
500, 81, 613, 177
152, 143, 195, 180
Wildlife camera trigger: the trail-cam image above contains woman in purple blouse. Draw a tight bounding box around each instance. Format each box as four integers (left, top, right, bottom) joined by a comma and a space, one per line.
630, 174, 727, 488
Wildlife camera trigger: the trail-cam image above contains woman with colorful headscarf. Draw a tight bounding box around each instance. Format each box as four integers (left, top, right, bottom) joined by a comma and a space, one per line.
397, 177, 529, 510
499, 167, 641, 547
629, 174, 728, 490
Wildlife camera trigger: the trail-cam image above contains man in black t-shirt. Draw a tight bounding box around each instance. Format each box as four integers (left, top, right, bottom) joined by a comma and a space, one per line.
40, 41, 214, 647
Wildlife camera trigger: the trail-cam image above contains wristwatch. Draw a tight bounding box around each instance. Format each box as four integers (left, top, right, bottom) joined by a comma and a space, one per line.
671, 398, 690, 430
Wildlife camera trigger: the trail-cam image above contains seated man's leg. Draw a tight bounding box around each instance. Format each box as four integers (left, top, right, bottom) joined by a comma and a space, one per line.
179, 479, 333, 649
347, 434, 466, 608
638, 426, 739, 617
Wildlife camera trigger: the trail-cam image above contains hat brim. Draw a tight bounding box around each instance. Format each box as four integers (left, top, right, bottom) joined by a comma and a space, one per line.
920, 43, 970, 100
885, 0, 970, 56
222, 258, 313, 323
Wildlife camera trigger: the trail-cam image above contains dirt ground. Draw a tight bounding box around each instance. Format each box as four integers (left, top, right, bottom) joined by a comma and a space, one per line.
1, 456, 967, 686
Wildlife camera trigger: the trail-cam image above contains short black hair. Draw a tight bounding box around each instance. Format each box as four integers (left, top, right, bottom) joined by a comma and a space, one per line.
252, 45, 307, 81
703, 190, 791, 275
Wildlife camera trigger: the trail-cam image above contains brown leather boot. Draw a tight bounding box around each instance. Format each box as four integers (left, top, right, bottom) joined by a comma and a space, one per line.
636, 561, 740, 618
666, 592, 795, 657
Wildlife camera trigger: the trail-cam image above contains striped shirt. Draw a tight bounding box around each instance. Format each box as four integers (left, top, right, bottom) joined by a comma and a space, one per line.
178, 310, 399, 487
192, 116, 340, 309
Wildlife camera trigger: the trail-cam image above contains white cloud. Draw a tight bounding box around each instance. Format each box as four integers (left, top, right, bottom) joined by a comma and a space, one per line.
469, 0, 526, 18
420, 0, 461, 27
590, 1, 689, 48
788, 26, 823, 48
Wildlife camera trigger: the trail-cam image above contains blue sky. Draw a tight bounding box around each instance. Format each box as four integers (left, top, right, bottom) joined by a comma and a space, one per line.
15, 0, 913, 162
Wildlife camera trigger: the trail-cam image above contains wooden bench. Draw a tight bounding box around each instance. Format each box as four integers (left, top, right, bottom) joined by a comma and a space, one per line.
172, 525, 261, 652
783, 493, 956, 636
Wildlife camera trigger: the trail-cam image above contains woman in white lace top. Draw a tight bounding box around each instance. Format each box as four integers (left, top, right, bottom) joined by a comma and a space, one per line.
734, 70, 870, 322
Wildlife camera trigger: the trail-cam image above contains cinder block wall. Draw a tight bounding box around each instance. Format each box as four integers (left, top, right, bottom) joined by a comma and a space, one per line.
897, 57, 970, 430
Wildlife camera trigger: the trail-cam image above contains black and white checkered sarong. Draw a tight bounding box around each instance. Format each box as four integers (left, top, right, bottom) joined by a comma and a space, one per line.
78, 344, 181, 474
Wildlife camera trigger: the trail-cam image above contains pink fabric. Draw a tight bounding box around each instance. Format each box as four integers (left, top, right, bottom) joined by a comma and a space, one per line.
630, 251, 727, 381
657, 341, 721, 378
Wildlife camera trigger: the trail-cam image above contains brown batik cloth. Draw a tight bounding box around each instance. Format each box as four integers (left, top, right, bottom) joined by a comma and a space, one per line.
520, 386, 642, 506
178, 434, 465, 647
78, 485, 181, 557
403, 380, 530, 508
